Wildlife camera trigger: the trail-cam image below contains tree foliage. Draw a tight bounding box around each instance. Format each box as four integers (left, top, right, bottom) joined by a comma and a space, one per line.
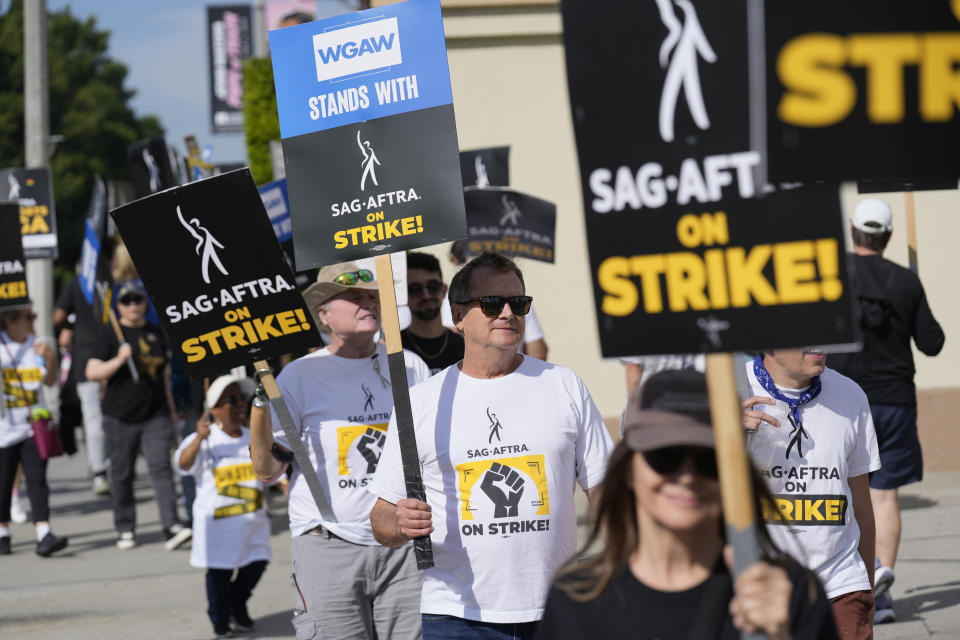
242, 57, 280, 186
0, 0, 163, 274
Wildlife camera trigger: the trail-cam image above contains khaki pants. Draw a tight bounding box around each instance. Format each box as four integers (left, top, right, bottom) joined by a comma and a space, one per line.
290, 530, 422, 640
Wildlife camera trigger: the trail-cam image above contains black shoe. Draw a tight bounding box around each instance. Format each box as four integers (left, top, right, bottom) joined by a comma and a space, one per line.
36, 532, 68, 557
0, 536, 10, 555
231, 607, 254, 631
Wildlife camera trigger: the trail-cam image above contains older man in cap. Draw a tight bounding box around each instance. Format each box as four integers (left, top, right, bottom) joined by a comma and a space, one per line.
249, 261, 429, 640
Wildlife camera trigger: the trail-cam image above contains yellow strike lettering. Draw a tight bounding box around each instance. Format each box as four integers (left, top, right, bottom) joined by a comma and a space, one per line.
253, 315, 283, 339
778, 498, 793, 521
347, 228, 362, 245
242, 320, 259, 343
597, 257, 638, 317
921, 34, 960, 122
806, 499, 825, 521
401, 217, 416, 235
360, 226, 377, 243
0, 281, 27, 299
182, 338, 206, 363
665, 252, 709, 312
631, 255, 667, 313
703, 248, 729, 309
825, 499, 841, 521
777, 34, 857, 127
20, 206, 50, 234
726, 245, 778, 307
275, 310, 300, 334
848, 34, 920, 123
774, 241, 819, 304
383, 219, 401, 237
817, 238, 843, 301
334, 231, 348, 249
220, 325, 248, 350
198, 331, 223, 355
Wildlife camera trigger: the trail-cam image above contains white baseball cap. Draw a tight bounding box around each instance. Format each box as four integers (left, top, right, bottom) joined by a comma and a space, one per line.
205, 374, 246, 411
852, 199, 893, 234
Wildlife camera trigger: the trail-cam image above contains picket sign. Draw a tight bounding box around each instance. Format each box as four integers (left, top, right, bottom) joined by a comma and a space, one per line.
374, 254, 433, 569
905, 192, 919, 274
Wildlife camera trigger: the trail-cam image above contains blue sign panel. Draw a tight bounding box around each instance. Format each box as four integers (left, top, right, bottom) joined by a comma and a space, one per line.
258, 178, 292, 242
269, 0, 454, 139
79, 219, 100, 304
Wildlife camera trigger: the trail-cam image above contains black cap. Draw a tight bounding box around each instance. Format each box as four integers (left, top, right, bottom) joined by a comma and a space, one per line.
622, 369, 714, 452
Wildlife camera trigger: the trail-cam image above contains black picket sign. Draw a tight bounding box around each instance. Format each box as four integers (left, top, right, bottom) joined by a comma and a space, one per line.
562, 0, 856, 357
0, 203, 29, 310
110, 169, 322, 378
459, 147, 510, 188
763, 0, 960, 183
127, 138, 178, 199
464, 188, 556, 264
0, 167, 59, 260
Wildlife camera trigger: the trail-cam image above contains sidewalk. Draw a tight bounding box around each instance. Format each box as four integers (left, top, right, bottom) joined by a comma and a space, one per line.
1, 450, 957, 638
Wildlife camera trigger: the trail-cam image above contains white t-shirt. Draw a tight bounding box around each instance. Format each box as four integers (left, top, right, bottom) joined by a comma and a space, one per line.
272, 343, 430, 543
176, 425, 271, 569
369, 356, 614, 623
745, 362, 881, 599
0, 332, 48, 448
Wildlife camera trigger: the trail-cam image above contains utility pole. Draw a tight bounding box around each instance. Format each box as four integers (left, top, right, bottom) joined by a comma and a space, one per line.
24, 1, 58, 404
252, 0, 267, 56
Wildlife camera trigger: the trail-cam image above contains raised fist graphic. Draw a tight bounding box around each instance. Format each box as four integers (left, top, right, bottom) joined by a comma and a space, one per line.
357, 428, 386, 474
480, 462, 524, 518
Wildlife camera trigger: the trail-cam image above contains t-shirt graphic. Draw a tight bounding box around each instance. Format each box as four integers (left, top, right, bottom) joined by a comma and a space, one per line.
213, 461, 263, 519
136, 333, 166, 380
746, 362, 880, 599
0, 333, 48, 448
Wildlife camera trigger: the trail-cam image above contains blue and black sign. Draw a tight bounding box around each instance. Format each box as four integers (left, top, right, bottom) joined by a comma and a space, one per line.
258, 178, 293, 243
269, 0, 466, 268
0, 203, 28, 310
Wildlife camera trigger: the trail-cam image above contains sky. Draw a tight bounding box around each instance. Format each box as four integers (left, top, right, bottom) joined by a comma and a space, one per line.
23, 0, 360, 165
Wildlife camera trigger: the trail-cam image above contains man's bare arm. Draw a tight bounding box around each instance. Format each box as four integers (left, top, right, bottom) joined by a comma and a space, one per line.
849, 473, 876, 588
370, 497, 433, 547
249, 404, 284, 481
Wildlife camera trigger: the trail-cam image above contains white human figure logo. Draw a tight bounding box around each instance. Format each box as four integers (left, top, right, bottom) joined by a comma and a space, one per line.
142, 148, 161, 193
655, 0, 716, 143
357, 130, 381, 191
475, 155, 490, 187
177, 206, 229, 285
499, 195, 523, 226
7, 174, 21, 200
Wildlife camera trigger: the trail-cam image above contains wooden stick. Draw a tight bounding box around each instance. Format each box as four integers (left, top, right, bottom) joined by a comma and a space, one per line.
706, 353, 764, 640
107, 308, 139, 384
253, 359, 336, 522
905, 191, 918, 274
374, 254, 434, 569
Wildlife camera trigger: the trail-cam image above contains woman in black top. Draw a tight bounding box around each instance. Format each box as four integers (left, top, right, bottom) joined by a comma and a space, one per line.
537, 370, 839, 640
86, 281, 187, 550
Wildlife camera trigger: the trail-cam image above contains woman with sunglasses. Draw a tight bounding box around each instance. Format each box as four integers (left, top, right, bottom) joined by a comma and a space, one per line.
176, 375, 270, 638
86, 280, 187, 551
0, 303, 69, 556
537, 370, 839, 640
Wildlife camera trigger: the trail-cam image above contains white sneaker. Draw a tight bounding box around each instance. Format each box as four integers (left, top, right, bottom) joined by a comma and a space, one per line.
874, 564, 895, 600
874, 592, 896, 624
116, 531, 137, 550
164, 524, 192, 551
10, 490, 28, 524
92, 474, 110, 496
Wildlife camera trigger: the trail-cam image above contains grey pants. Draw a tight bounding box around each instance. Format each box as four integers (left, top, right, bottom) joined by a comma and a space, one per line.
77, 381, 107, 475
291, 532, 422, 640
103, 413, 179, 533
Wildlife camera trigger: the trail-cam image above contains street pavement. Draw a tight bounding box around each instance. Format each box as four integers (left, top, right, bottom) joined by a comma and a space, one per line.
1, 446, 957, 638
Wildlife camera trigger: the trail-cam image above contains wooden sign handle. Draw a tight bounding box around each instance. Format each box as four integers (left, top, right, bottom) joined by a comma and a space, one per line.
108, 308, 140, 384
905, 191, 918, 274
706, 353, 765, 640
375, 254, 434, 569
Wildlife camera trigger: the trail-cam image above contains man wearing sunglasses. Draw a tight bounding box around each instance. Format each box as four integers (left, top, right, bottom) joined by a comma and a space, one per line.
401, 252, 464, 375
370, 252, 613, 639
742, 348, 880, 640
249, 261, 430, 640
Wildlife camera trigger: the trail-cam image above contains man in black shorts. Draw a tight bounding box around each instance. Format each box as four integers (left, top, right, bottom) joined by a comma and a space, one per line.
829, 198, 945, 623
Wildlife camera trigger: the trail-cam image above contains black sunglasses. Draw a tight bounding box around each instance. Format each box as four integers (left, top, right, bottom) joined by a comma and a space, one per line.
455, 295, 533, 317
215, 393, 244, 408
333, 269, 374, 286
642, 446, 718, 479
408, 280, 444, 297
118, 295, 146, 306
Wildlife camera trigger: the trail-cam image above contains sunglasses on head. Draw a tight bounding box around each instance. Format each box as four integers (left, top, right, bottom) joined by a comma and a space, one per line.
118, 295, 145, 306
408, 280, 443, 297
333, 269, 374, 286
642, 446, 718, 479
215, 393, 244, 408
456, 295, 533, 317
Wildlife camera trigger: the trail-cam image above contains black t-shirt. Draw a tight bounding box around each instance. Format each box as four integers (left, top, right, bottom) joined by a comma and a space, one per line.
829, 254, 944, 406
536, 560, 838, 640
92, 323, 170, 423
401, 328, 465, 374
55, 276, 101, 381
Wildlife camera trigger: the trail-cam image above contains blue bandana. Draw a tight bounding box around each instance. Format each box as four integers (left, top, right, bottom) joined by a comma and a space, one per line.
753, 354, 822, 459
